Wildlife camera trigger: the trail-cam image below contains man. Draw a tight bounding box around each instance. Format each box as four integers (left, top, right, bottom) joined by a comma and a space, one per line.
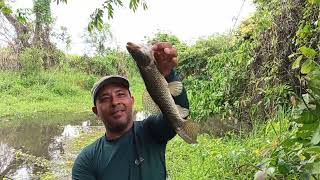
72, 42, 189, 180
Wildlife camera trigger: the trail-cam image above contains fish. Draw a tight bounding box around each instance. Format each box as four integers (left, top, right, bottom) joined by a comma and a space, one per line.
126, 42, 198, 144
142, 81, 190, 119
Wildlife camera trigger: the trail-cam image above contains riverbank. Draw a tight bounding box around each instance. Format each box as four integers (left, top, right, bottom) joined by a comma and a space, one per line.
60, 123, 279, 179
0, 70, 144, 126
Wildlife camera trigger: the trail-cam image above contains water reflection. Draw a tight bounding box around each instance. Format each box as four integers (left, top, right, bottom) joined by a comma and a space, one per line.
0, 143, 14, 176
0, 118, 100, 178
134, 111, 148, 121
0, 112, 147, 178
11, 166, 32, 180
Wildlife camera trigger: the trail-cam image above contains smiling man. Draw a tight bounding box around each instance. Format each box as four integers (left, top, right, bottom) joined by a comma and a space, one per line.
72, 42, 189, 180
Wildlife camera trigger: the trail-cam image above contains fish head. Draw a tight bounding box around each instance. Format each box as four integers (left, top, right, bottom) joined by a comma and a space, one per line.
126, 42, 155, 67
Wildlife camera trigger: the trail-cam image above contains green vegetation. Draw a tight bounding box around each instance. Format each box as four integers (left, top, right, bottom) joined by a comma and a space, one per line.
59, 111, 289, 179
0, 48, 144, 126
1, 0, 319, 179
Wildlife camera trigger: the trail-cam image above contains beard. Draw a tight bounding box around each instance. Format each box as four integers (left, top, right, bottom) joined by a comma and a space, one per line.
106, 118, 130, 133
103, 105, 133, 134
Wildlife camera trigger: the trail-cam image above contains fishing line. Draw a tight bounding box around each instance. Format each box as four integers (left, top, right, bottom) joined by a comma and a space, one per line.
230, 0, 246, 35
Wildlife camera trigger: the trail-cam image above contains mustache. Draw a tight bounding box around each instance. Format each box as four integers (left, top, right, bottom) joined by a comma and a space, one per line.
111, 105, 125, 113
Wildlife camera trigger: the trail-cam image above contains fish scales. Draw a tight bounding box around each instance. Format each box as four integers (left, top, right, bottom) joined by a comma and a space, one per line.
137, 58, 182, 128
126, 42, 198, 144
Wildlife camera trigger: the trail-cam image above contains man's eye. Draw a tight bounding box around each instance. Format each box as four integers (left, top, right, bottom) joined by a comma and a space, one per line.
100, 96, 110, 101
117, 93, 126, 97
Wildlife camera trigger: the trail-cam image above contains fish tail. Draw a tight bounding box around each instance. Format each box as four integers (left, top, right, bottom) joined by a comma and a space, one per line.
177, 120, 199, 144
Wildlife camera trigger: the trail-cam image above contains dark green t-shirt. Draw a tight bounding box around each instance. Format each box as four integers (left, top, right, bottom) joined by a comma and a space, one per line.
72, 71, 189, 180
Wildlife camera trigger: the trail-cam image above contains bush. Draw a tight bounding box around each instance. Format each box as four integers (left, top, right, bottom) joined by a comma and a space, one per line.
19, 47, 45, 75
67, 54, 117, 76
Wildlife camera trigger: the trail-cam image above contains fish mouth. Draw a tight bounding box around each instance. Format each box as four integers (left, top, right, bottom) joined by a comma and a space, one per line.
126, 42, 140, 51
126, 42, 151, 67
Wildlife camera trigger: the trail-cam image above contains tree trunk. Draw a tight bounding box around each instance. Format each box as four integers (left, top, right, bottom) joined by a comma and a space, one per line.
0, 0, 31, 50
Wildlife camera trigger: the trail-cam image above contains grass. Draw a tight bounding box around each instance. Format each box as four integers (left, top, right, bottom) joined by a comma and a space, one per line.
128, 75, 145, 111
60, 123, 281, 179
0, 70, 92, 114
166, 131, 268, 179
0, 69, 145, 125
0, 66, 290, 179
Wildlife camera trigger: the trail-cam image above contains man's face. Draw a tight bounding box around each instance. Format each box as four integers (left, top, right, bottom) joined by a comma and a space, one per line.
92, 83, 134, 133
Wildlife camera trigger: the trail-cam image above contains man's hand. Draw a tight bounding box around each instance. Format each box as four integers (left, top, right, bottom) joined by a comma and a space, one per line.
152, 42, 177, 77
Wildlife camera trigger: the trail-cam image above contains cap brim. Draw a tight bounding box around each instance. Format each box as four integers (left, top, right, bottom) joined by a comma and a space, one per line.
92, 76, 130, 105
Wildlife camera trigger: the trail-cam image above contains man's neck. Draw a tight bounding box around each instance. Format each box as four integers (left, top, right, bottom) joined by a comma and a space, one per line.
106, 122, 133, 140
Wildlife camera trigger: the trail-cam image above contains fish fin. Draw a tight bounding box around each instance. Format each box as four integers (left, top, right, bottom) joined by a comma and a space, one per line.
176, 105, 189, 119
142, 90, 161, 114
176, 120, 199, 144
168, 81, 183, 96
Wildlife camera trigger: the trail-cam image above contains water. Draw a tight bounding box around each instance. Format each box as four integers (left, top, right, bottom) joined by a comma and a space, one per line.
0, 111, 147, 179
0, 118, 102, 179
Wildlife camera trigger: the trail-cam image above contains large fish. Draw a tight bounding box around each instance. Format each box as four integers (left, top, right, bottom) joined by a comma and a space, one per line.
126, 42, 198, 144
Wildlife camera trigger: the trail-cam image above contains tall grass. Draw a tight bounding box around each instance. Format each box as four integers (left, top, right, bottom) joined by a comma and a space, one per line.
0, 70, 92, 116
60, 112, 290, 179
0, 66, 144, 124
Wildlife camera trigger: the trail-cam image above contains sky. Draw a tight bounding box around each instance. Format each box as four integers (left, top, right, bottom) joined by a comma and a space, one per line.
9, 0, 256, 55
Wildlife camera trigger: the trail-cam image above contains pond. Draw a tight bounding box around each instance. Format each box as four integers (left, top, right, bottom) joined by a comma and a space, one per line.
0, 111, 148, 179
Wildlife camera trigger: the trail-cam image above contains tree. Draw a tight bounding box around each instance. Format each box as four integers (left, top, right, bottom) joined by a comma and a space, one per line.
83, 23, 114, 55
0, 0, 31, 50
32, 0, 53, 47
0, 0, 66, 51
88, 0, 148, 32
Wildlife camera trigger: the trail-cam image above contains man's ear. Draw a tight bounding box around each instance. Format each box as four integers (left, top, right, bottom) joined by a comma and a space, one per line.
131, 95, 135, 105
92, 106, 98, 116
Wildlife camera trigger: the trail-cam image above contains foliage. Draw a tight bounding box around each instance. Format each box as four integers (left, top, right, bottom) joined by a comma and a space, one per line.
67, 54, 117, 76
146, 32, 188, 52
83, 23, 114, 55
0, 70, 93, 119
177, 34, 254, 121
67, 50, 136, 77
87, 0, 148, 32
166, 134, 261, 179
0, 0, 12, 15
19, 46, 44, 75
64, 120, 286, 179
18, 46, 66, 74
255, 1, 320, 178
0, 62, 144, 123
33, 0, 52, 25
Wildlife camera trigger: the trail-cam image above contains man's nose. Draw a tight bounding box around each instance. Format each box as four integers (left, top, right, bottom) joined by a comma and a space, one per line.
111, 96, 120, 106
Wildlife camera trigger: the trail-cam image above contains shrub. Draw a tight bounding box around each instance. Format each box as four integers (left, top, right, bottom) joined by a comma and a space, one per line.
19, 47, 45, 75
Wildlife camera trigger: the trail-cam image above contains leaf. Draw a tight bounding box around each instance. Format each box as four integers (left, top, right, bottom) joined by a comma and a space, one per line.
300, 46, 317, 58
294, 110, 319, 124
308, 69, 320, 96
0, 1, 5, 9
301, 59, 316, 74
311, 162, 320, 174
296, 129, 314, 139
307, 0, 320, 5
142, 2, 148, 10
278, 160, 291, 174
54, 0, 67, 5
305, 146, 320, 153
288, 53, 298, 59
2, 6, 12, 14
311, 126, 320, 145
294, 110, 318, 124
292, 55, 302, 69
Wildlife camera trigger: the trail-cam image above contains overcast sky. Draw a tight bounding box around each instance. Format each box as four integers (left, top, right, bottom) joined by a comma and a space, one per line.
10, 0, 256, 54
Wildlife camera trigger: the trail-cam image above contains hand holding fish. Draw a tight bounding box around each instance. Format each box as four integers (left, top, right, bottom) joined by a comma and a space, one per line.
152, 42, 177, 77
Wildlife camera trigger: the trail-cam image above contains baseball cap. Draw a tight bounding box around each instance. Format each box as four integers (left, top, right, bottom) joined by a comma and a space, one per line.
91, 75, 130, 105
